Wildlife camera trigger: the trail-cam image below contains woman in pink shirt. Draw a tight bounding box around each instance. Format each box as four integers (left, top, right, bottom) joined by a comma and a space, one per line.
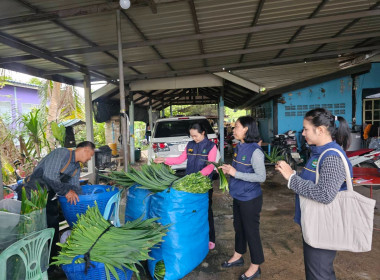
154, 122, 218, 249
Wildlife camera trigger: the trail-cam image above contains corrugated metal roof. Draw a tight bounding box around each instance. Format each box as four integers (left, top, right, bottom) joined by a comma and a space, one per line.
0, 0, 379, 109
60, 118, 85, 127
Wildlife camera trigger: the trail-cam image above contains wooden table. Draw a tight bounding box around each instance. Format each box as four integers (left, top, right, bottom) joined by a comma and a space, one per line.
111, 156, 124, 167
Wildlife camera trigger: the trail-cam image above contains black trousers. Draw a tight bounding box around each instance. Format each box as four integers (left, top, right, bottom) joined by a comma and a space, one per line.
303, 238, 337, 280
233, 195, 264, 264
208, 189, 215, 243
46, 190, 60, 264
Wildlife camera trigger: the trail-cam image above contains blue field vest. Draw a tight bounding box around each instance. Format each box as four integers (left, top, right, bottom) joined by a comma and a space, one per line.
186, 138, 216, 177
294, 141, 353, 225
229, 142, 263, 201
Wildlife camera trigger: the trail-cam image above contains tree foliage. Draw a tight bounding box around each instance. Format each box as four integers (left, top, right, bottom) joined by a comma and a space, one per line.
163, 104, 250, 123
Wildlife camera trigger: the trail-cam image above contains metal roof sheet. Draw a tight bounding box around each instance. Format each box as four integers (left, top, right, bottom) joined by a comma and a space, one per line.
0, 0, 379, 109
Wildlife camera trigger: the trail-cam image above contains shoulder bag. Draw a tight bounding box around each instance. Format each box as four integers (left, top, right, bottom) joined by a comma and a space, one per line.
300, 148, 376, 252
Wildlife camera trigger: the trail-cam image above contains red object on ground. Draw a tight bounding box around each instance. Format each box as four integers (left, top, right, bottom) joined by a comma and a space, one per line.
346, 149, 374, 158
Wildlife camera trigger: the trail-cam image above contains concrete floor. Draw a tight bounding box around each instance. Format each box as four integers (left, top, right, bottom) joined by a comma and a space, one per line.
54, 161, 380, 280
173, 168, 380, 280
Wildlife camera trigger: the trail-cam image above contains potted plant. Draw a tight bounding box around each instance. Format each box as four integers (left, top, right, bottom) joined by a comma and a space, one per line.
264, 146, 284, 166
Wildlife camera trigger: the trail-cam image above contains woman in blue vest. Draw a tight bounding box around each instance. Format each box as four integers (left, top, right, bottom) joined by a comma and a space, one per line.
276, 108, 352, 280
154, 122, 218, 250
220, 116, 266, 280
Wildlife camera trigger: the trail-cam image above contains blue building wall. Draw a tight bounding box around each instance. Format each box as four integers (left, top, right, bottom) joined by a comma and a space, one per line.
256, 99, 273, 143
277, 76, 353, 136
271, 63, 380, 147
355, 63, 380, 125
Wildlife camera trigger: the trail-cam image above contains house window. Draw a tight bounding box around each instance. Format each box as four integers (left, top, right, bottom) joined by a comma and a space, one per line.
21, 103, 37, 115
0, 101, 12, 116
363, 99, 380, 126
0, 101, 13, 126
285, 103, 345, 117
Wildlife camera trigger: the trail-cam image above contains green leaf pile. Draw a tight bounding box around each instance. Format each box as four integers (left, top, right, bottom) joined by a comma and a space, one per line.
102, 163, 178, 192
172, 172, 212, 194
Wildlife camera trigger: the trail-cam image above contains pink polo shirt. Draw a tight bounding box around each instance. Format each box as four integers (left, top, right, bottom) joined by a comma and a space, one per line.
164, 145, 218, 176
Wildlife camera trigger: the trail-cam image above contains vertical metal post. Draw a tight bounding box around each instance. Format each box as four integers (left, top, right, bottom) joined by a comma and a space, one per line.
219, 88, 225, 163
84, 75, 95, 180
129, 90, 135, 164
14, 86, 20, 139
0, 157, 3, 200
116, 9, 129, 172
148, 98, 153, 162
14, 86, 18, 116
170, 104, 173, 117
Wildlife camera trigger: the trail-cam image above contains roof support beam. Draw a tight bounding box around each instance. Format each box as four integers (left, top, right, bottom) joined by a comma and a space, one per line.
188, 0, 207, 67
153, 91, 220, 100
213, 72, 260, 93
133, 90, 161, 103
239, 0, 265, 63
152, 89, 183, 101
225, 85, 254, 99
80, 31, 380, 70
11, 0, 141, 75
274, 0, 328, 59
0, 30, 111, 82
130, 74, 223, 91
0, 2, 120, 26
33, 9, 380, 58
0, 55, 35, 64
152, 89, 193, 110
312, 1, 380, 54
1, 61, 81, 86
91, 83, 119, 101
121, 45, 380, 81
120, 10, 173, 71
148, 90, 176, 109
153, 100, 219, 111
1, 0, 190, 26
240, 63, 372, 109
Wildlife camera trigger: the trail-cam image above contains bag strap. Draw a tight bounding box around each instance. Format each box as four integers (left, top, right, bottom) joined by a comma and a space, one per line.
60, 149, 72, 173
315, 148, 353, 191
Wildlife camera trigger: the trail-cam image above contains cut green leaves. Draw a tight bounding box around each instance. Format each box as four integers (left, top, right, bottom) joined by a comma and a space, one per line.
104, 163, 178, 193
100, 170, 136, 188
52, 204, 168, 280
154, 260, 165, 280
206, 161, 229, 193
172, 172, 212, 194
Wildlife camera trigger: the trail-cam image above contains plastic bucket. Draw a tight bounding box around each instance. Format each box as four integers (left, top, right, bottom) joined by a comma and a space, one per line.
135, 148, 141, 161
62, 255, 132, 280
58, 185, 118, 227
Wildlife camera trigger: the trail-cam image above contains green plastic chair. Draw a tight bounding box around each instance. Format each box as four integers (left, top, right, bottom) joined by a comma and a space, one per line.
0, 228, 54, 280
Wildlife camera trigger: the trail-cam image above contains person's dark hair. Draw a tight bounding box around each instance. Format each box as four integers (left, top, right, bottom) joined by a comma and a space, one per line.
304, 108, 351, 150
236, 116, 261, 143
76, 141, 95, 150
189, 122, 207, 137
